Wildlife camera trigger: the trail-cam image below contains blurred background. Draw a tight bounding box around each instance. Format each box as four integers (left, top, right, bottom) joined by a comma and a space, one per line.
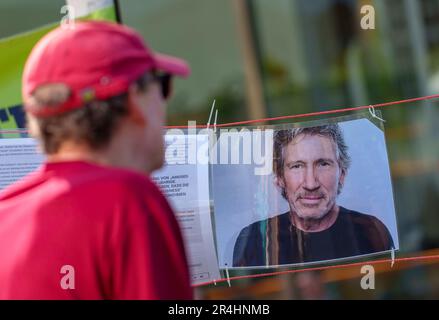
0, 0, 438, 299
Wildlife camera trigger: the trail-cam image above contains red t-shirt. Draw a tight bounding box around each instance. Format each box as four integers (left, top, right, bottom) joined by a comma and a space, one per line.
0, 161, 193, 300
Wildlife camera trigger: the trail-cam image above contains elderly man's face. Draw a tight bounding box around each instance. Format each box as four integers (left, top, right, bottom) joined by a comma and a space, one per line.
280, 134, 345, 220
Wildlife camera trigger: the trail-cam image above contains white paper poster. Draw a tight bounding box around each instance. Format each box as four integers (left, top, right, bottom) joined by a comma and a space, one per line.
0, 138, 44, 190
152, 133, 220, 285
212, 117, 399, 269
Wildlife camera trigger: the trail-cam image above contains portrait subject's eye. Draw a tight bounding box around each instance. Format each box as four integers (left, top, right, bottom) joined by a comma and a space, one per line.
318, 160, 332, 168
288, 163, 304, 170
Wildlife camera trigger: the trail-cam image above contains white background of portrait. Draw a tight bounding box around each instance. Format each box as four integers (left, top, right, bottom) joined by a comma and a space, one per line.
212, 117, 399, 268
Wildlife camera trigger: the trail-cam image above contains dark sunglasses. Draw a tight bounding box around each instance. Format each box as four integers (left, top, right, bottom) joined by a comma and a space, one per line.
155, 73, 172, 99
139, 72, 172, 99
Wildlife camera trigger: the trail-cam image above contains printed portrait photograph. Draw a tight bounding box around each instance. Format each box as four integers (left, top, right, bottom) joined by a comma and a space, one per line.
212, 116, 399, 269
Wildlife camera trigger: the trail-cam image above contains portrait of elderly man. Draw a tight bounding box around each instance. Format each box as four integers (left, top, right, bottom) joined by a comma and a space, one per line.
233, 124, 394, 267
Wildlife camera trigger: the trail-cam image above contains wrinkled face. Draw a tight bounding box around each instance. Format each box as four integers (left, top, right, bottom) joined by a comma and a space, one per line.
279, 134, 345, 220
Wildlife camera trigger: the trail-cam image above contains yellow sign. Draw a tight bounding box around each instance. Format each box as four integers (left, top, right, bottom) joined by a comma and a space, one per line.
0, 3, 118, 130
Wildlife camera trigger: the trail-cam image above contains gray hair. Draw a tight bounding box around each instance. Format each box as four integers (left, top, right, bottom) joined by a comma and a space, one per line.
273, 124, 351, 197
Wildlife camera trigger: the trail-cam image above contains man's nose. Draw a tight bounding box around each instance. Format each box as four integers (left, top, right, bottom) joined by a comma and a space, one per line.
303, 166, 320, 190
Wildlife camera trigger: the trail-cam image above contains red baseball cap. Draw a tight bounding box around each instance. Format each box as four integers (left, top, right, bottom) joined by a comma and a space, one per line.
22, 21, 190, 117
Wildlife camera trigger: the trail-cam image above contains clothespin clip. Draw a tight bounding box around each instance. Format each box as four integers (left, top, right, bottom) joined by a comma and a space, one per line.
206, 99, 216, 129
390, 246, 395, 268
224, 264, 231, 287
213, 109, 218, 133
368, 105, 386, 122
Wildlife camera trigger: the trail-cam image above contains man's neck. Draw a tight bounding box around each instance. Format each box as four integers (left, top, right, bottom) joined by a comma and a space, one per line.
290, 205, 340, 233
46, 138, 152, 174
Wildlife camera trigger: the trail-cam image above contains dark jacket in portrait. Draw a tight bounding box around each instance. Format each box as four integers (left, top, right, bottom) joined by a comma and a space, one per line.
233, 206, 394, 267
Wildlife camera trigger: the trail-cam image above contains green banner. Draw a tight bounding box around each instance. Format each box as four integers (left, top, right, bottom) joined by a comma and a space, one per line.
0, 2, 119, 131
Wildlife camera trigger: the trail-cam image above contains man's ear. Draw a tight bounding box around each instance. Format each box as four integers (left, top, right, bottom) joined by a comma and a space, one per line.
274, 176, 285, 189
339, 168, 346, 188
126, 83, 147, 126
340, 169, 346, 185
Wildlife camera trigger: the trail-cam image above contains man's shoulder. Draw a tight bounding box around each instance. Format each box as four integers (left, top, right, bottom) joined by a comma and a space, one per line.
77, 165, 166, 210
338, 206, 392, 238
1, 162, 155, 197
60, 163, 161, 199
0, 162, 163, 214
339, 206, 383, 225
75, 163, 152, 186
62, 164, 173, 226
338, 206, 394, 250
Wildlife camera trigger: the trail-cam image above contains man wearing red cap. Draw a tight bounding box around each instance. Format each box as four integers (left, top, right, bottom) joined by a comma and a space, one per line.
0, 21, 193, 299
